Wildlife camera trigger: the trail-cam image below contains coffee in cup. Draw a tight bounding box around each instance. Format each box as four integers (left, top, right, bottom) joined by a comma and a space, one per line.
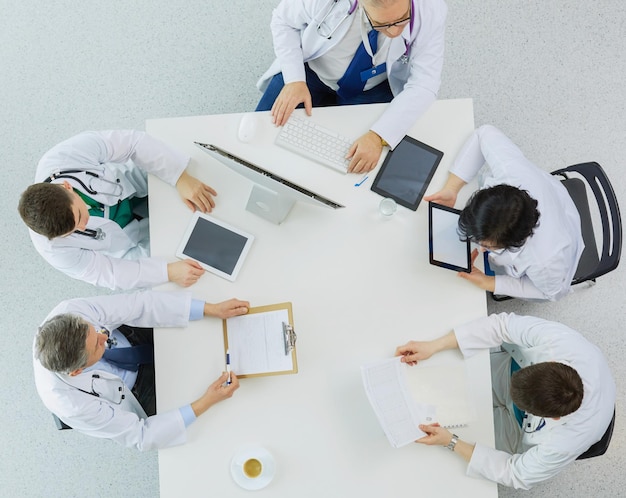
243, 458, 263, 479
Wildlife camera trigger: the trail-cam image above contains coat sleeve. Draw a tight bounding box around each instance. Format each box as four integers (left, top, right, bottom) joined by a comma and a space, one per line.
468, 442, 576, 490
95, 130, 189, 186
55, 290, 193, 328
269, 0, 314, 84
449, 125, 532, 184
454, 313, 560, 358
32, 232, 169, 290
36, 130, 189, 185
65, 395, 188, 452
494, 267, 568, 302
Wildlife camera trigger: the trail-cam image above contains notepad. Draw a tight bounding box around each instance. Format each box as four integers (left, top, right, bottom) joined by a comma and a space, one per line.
223, 303, 297, 378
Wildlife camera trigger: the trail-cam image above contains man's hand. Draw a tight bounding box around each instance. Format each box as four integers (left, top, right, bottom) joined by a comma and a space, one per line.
423, 188, 457, 208
204, 299, 250, 319
271, 81, 312, 126
423, 173, 466, 208
191, 372, 240, 417
346, 131, 383, 173
458, 249, 495, 292
416, 423, 451, 446
395, 340, 438, 366
176, 170, 217, 213
167, 259, 205, 287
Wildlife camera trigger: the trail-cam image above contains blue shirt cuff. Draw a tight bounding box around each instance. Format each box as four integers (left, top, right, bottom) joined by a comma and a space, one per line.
179, 404, 197, 427
189, 299, 205, 321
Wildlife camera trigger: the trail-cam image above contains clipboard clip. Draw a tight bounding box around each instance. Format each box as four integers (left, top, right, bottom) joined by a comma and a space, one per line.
282, 322, 297, 355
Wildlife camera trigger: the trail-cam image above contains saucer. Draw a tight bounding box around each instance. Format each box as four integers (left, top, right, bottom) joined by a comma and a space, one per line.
230, 446, 276, 491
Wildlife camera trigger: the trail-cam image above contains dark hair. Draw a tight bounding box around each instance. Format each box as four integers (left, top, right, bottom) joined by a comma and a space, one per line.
35, 314, 90, 373
458, 185, 540, 249
18, 183, 75, 239
510, 362, 584, 418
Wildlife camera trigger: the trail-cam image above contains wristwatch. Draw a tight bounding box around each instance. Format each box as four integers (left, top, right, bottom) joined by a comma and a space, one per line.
446, 434, 459, 451
380, 138, 389, 147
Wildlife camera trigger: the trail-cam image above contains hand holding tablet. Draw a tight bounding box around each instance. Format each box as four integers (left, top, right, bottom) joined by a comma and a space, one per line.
176, 213, 255, 281
428, 202, 471, 273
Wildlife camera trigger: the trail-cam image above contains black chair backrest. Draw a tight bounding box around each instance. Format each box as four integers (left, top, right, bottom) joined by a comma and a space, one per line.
552, 162, 622, 284
558, 177, 600, 281
577, 409, 615, 460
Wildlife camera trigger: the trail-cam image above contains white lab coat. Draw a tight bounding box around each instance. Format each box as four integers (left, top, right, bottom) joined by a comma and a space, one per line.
33, 291, 193, 451
29, 130, 190, 290
451, 125, 584, 301
454, 313, 615, 490
257, 0, 447, 148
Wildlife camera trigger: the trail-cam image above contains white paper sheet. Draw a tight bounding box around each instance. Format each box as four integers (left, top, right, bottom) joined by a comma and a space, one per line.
361, 357, 434, 448
226, 309, 294, 375
405, 354, 475, 428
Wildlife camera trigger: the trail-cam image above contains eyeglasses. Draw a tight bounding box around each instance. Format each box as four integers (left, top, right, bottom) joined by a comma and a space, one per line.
363, 2, 411, 32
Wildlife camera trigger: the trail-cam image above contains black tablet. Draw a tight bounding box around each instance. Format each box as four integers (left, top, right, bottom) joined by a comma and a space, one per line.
428, 202, 471, 273
371, 136, 444, 210
176, 213, 254, 281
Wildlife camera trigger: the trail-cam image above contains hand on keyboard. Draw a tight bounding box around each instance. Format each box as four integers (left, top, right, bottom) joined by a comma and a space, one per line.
346, 131, 384, 174
275, 116, 354, 174
271, 82, 313, 126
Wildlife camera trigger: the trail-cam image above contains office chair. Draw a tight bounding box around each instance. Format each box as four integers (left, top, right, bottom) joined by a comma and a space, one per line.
577, 409, 616, 460
52, 413, 72, 430
491, 161, 622, 301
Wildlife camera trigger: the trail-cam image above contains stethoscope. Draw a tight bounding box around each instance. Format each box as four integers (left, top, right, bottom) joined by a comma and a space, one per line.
98, 327, 118, 348
316, 0, 414, 63
45, 169, 124, 240
44, 169, 124, 197
523, 414, 547, 433
316, 0, 359, 39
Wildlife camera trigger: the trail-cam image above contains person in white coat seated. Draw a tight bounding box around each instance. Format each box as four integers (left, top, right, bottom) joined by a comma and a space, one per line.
18, 129, 218, 290
395, 313, 615, 490
424, 125, 584, 301
256, 0, 447, 173
33, 290, 250, 451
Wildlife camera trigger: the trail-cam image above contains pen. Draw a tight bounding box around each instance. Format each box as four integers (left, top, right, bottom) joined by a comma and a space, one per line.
354, 175, 369, 187
226, 349, 231, 385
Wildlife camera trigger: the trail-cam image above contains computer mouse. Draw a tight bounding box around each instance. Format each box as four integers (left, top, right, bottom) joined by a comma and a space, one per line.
237, 114, 257, 143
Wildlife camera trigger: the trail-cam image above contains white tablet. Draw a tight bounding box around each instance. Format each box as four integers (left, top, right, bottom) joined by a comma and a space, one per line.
176, 213, 254, 281
428, 202, 471, 273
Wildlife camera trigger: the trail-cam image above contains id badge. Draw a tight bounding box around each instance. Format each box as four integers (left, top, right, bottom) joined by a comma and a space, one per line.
360, 62, 387, 82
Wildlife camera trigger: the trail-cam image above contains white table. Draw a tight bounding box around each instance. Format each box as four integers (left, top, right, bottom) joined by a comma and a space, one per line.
147, 99, 496, 497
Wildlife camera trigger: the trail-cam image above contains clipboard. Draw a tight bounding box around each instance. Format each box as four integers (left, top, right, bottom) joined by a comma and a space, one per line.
222, 302, 298, 378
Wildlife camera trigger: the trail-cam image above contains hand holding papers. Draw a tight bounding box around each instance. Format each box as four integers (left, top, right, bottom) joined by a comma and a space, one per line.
361, 358, 433, 448
223, 303, 298, 378
362, 353, 474, 448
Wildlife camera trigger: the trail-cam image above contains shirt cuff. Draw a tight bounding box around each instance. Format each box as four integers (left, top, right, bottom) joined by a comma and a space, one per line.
189, 299, 205, 321
179, 404, 197, 428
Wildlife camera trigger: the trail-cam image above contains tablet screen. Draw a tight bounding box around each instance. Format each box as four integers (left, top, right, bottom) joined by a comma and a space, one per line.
371, 136, 444, 210
428, 203, 471, 273
176, 213, 254, 281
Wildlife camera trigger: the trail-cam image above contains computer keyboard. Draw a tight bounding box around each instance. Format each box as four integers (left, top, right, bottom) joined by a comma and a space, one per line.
275, 116, 352, 174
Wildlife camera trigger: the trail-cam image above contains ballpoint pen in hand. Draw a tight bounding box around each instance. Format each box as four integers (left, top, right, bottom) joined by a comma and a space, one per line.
226, 349, 232, 385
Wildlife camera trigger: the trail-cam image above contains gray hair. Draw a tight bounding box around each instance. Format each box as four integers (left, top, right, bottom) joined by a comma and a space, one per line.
35, 314, 89, 373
